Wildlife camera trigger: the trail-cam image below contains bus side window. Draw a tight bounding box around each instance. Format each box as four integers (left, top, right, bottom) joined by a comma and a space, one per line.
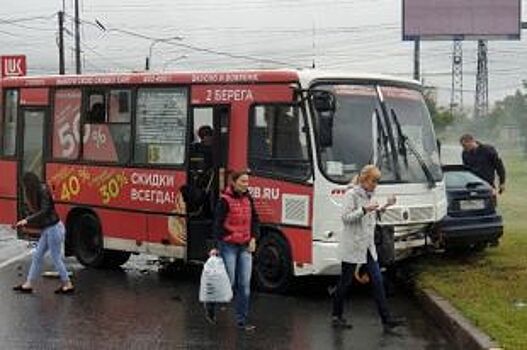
249, 104, 310, 180
1, 90, 19, 157
87, 93, 106, 123
82, 90, 131, 163
133, 87, 188, 166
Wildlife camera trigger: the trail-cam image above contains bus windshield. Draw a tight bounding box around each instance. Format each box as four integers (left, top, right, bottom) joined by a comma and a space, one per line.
380, 86, 442, 184
312, 83, 442, 184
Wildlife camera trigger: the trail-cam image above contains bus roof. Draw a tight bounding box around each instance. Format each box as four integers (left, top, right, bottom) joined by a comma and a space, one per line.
0, 68, 421, 89
297, 69, 421, 89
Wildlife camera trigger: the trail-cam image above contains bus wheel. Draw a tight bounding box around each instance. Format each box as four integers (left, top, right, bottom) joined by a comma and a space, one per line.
254, 231, 293, 293
73, 212, 105, 268
102, 250, 131, 269
72, 213, 131, 268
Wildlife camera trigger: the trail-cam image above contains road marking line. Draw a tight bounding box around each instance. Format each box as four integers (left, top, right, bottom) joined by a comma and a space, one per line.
0, 251, 32, 270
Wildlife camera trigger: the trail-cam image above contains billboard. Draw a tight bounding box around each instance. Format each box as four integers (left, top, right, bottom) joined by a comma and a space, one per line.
403, 0, 521, 40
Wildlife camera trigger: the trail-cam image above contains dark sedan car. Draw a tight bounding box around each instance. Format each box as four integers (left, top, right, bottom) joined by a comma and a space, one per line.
434, 164, 503, 252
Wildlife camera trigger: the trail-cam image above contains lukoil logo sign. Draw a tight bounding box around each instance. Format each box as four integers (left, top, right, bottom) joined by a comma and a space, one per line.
1, 55, 26, 77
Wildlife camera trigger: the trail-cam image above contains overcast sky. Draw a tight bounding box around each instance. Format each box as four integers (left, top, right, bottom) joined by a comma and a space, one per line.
1, 0, 526, 107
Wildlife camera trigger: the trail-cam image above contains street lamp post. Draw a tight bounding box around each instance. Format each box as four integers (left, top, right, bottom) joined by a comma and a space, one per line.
162, 55, 188, 70
93, 19, 182, 72
145, 36, 182, 71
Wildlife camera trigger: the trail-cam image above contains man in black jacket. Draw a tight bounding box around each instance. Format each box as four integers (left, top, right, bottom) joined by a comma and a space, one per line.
460, 134, 506, 194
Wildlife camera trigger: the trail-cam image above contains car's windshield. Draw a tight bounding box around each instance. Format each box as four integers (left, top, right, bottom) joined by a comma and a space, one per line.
311, 82, 442, 184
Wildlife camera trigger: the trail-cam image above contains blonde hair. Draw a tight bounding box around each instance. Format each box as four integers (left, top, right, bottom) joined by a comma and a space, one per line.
351, 165, 381, 186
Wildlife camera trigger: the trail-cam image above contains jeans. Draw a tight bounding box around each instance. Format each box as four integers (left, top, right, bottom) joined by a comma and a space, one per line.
27, 222, 70, 283
206, 241, 253, 325
332, 251, 390, 324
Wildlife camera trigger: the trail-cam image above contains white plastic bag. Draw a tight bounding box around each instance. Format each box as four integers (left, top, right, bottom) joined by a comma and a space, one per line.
199, 256, 233, 303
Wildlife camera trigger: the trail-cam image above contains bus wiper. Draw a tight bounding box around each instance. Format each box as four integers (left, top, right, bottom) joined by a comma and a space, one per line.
390, 109, 436, 189
391, 110, 409, 167
374, 109, 391, 170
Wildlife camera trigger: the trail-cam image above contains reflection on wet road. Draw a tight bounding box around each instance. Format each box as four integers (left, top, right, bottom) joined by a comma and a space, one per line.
0, 242, 452, 349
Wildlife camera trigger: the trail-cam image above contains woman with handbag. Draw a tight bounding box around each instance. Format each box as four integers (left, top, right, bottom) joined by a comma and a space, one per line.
331, 165, 405, 332
206, 169, 259, 332
12, 172, 74, 294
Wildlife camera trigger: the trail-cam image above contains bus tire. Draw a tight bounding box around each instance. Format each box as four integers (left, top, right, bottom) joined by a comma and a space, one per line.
102, 250, 131, 268
254, 231, 293, 293
72, 212, 105, 268
71, 212, 131, 268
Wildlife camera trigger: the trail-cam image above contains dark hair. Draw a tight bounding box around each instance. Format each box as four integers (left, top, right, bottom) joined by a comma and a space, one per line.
198, 125, 213, 139
22, 172, 41, 211
459, 133, 475, 143
229, 169, 250, 183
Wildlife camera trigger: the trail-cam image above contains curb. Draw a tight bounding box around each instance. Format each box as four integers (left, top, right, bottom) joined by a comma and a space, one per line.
415, 288, 502, 350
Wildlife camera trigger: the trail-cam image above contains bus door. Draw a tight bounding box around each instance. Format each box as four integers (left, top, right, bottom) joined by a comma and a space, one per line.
17, 107, 48, 234
186, 105, 229, 261
0, 89, 19, 225
19, 109, 46, 178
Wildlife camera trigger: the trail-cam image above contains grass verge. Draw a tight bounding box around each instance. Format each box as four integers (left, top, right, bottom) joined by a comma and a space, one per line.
416, 152, 527, 349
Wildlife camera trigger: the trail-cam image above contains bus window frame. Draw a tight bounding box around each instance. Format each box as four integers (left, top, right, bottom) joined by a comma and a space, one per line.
247, 101, 313, 184
1, 88, 20, 159
308, 78, 424, 185
131, 85, 190, 170
50, 86, 83, 162
81, 87, 133, 164
49, 84, 191, 171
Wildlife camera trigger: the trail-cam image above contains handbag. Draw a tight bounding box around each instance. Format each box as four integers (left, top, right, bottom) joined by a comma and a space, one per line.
374, 225, 395, 266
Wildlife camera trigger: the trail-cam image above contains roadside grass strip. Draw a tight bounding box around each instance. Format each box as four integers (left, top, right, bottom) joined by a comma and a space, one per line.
417, 152, 527, 349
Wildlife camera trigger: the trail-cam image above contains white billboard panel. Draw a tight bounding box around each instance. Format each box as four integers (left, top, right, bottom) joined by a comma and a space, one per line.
403, 0, 521, 40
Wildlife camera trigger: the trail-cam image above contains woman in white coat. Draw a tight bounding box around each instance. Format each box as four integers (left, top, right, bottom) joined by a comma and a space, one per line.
331, 165, 405, 331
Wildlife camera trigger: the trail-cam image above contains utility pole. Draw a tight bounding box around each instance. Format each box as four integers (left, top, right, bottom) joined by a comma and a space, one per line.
450, 39, 463, 115
474, 40, 488, 119
74, 0, 81, 74
413, 38, 420, 82
58, 11, 65, 75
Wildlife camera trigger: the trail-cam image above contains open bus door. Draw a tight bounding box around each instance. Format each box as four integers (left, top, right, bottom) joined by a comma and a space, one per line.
185, 105, 229, 262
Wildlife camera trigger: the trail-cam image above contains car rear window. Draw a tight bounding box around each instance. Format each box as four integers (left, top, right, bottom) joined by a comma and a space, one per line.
444, 170, 488, 188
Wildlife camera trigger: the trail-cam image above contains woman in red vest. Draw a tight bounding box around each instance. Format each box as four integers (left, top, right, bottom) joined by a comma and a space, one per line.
206, 169, 259, 332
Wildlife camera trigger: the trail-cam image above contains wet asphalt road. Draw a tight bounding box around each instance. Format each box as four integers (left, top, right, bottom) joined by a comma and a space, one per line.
0, 227, 453, 350
0, 225, 30, 267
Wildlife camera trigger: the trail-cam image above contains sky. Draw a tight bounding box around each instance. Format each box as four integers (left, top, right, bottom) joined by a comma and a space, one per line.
1, 0, 526, 108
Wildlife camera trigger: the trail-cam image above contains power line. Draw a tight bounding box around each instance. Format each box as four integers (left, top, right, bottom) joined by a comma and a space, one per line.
0, 13, 56, 25
65, 13, 306, 67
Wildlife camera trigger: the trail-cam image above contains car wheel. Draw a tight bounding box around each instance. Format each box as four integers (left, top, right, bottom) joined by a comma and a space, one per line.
472, 242, 487, 252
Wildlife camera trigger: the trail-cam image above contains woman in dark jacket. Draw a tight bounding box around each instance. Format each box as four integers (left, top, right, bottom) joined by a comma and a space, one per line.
13, 172, 74, 294
206, 169, 259, 331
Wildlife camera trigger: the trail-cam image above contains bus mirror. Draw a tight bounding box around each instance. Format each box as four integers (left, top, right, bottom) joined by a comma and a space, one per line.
319, 114, 334, 148
311, 90, 335, 147
312, 91, 336, 113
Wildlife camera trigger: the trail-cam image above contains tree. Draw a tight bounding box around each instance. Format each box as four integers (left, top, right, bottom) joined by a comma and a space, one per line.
487, 84, 527, 154
423, 90, 455, 134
